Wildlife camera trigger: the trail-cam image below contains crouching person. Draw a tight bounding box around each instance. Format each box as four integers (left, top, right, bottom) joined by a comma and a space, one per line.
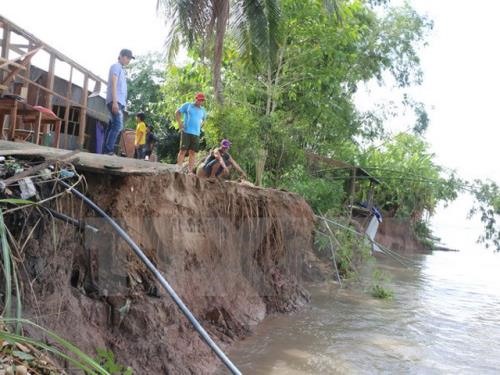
196, 139, 247, 179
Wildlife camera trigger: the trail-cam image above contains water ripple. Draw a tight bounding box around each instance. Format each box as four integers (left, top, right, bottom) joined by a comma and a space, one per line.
227, 250, 500, 374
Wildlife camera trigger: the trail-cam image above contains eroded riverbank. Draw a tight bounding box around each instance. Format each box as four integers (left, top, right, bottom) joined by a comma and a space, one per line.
0, 143, 315, 373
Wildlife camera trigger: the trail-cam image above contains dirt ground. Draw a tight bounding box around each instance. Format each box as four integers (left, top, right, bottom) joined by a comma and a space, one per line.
4, 167, 315, 374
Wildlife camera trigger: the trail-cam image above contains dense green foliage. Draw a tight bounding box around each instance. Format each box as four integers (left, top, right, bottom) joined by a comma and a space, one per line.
469, 180, 500, 250
125, 0, 499, 248
126, 53, 166, 129
281, 165, 345, 213
359, 133, 459, 220
315, 215, 372, 279
157, 0, 282, 103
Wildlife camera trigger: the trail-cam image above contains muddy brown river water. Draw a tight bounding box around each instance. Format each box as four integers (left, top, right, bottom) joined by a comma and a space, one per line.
225, 249, 500, 374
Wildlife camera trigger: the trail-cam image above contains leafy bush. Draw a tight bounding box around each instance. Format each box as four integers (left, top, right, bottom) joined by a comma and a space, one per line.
412, 219, 437, 249
315, 215, 372, 279
371, 284, 394, 299
333, 221, 372, 278
371, 269, 393, 299
280, 165, 345, 214
469, 180, 500, 250
359, 133, 460, 221
96, 348, 133, 375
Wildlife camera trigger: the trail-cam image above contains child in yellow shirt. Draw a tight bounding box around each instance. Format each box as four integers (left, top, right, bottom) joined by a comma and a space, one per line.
134, 112, 147, 159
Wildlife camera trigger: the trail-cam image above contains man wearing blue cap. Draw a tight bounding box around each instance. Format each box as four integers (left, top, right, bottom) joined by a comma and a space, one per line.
196, 139, 247, 179
102, 49, 134, 155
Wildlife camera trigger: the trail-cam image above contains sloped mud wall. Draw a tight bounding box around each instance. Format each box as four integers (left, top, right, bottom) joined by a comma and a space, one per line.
8, 172, 314, 374
375, 218, 427, 253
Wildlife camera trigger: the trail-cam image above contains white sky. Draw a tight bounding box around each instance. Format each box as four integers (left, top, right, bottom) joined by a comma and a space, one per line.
2, 0, 167, 80
405, 0, 499, 250
355, 0, 499, 184
2, 0, 499, 249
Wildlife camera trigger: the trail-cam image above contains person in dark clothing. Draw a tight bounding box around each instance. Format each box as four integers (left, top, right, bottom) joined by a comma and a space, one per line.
144, 125, 158, 161
196, 139, 247, 179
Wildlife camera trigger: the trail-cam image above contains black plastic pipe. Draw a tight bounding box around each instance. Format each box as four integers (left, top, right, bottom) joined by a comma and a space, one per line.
59, 181, 241, 375
42, 206, 98, 233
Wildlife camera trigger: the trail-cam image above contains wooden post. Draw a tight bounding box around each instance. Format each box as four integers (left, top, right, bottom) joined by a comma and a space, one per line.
33, 111, 42, 145
367, 181, 374, 211
62, 66, 73, 149
1, 23, 10, 85
0, 112, 5, 137
20, 41, 34, 101
45, 53, 56, 108
78, 73, 88, 149
54, 119, 61, 147
8, 99, 18, 140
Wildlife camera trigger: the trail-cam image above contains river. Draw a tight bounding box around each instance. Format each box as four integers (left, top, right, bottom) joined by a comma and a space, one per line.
226, 248, 500, 374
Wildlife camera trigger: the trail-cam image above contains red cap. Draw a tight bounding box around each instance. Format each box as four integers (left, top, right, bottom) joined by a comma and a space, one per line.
195, 92, 205, 101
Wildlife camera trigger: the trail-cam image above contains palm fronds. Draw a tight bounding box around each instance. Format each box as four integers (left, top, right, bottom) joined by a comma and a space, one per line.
233, 0, 282, 68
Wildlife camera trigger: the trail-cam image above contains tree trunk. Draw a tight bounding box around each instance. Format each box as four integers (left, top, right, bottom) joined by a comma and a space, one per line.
265, 64, 272, 116
255, 148, 268, 186
213, 0, 230, 105
271, 42, 286, 114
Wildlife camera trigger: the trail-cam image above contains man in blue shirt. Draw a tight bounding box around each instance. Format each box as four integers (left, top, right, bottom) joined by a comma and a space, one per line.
102, 49, 134, 155
175, 92, 207, 172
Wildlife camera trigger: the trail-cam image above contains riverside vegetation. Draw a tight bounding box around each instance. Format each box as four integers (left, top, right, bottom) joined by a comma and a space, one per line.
1, 0, 499, 373
127, 0, 498, 252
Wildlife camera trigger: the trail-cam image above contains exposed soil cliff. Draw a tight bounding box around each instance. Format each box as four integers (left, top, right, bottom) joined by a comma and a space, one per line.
5, 171, 314, 374
375, 218, 429, 253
